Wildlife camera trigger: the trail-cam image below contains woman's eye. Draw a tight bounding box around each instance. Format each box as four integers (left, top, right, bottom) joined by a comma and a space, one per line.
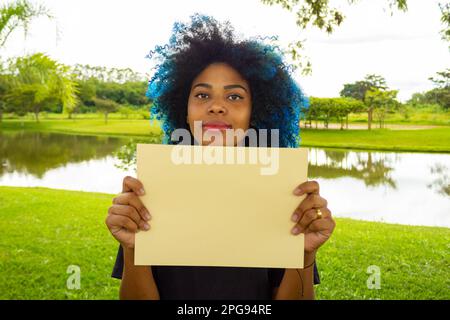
228, 94, 243, 101
195, 93, 209, 99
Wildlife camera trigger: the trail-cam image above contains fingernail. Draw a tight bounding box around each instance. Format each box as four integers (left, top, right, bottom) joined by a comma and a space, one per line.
143, 223, 150, 230
291, 214, 299, 222
291, 226, 300, 235
139, 188, 145, 196
145, 212, 152, 221
293, 188, 303, 196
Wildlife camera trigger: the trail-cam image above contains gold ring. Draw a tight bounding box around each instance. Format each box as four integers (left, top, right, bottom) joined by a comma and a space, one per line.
316, 209, 323, 219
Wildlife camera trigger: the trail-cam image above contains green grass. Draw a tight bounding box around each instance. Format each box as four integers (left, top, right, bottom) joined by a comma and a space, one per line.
0, 187, 120, 299
347, 109, 450, 126
0, 186, 448, 300
0, 118, 161, 139
1, 118, 450, 152
300, 127, 450, 152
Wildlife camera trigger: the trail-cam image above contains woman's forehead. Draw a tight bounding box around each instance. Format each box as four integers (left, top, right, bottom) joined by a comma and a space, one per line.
192, 63, 249, 89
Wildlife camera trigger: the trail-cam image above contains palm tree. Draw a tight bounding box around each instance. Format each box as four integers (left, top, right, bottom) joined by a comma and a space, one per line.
0, 0, 52, 47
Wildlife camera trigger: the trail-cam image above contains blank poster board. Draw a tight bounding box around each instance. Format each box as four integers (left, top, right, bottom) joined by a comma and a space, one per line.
135, 144, 308, 269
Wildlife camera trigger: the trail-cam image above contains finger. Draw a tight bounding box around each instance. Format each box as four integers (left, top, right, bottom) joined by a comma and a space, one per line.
291, 194, 327, 222
294, 207, 332, 234
293, 180, 320, 196
308, 217, 336, 234
105, 214, 140, 234
122, 176, 145, 196
108, 204, 150, 231
113, 192, 151, 221
292, 215, 334, 235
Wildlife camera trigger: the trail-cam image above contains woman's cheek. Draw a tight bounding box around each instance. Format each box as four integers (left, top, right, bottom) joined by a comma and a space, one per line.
230, 103, 252, 128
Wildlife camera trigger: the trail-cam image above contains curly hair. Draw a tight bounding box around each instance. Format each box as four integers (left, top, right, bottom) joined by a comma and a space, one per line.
146, 14, 309, 148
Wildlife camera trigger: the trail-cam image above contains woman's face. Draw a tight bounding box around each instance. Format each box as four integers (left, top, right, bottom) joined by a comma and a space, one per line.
187, 63, 252, 146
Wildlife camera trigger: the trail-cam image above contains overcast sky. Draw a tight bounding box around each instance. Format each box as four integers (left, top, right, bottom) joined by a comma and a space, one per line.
1, 0, 449, 101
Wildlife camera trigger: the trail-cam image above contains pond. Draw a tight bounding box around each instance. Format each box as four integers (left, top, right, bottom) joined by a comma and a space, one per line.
0, 131, 449, 228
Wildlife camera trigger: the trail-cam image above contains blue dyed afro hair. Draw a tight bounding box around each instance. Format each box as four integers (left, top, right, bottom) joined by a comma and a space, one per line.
146, 13, 309, 147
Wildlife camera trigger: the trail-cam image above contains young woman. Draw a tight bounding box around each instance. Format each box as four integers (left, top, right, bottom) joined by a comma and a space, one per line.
106, 14, 335, 300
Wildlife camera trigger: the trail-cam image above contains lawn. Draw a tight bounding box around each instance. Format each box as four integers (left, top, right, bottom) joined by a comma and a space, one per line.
300, 127, 450, 153
0, 118, 161, 139
1, 118, 450, 152
0, 186, 448, 300
347, 108, 450, 126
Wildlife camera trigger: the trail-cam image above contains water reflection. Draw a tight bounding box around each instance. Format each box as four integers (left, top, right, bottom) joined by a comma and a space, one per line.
308, 148, 449, 227
0, 131, 126, 178
309, 148, 397, 189
427, 163, 450, 196
0, 131, 448, 227
0, 131, 151, 193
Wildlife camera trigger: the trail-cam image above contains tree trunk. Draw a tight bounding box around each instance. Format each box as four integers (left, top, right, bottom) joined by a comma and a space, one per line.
0, 109, 3, 123
368, 108, 373, 130
33, 104, 40, 123
104, 112, 108, 124
346, 114, 349, 130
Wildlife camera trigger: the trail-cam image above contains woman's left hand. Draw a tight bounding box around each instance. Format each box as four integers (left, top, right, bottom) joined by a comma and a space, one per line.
291, 180, 335, 256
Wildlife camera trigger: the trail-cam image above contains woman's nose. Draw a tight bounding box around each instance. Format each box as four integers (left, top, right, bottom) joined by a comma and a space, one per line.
207, 102, 227, 115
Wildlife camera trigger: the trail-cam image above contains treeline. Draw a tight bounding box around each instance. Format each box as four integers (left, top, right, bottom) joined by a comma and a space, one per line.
0, 53, 150, 123
1, 54, 448, 128
302, 97, 365, 130
303, 72, 449, 130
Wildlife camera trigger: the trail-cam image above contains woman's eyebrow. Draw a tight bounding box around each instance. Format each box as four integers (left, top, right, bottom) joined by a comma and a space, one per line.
192, 83, 212, 90
192, 83, 248, 92
224, 84, 248, 92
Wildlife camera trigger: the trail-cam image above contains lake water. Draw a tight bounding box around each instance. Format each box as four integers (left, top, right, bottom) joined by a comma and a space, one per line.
0, 131, 449, 228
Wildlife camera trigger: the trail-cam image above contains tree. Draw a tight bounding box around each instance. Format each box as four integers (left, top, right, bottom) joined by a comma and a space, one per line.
340, 74, 388, 130
71, 64, 149, 110
0, 60, 13, 122
92, 97, 119, 124
365, 88, 399, 128
0, 0, 52, 47
305, 97, 364, 129
71, 64, 145, 83
439, 2, 450, 44
334, 97, 365, 129
75, 77, 97, 111
425, 69, 450, 110
429, 69, 450, 88
260, 0, 408, 74
5, 53, 79, 122
407, 70, 450, 111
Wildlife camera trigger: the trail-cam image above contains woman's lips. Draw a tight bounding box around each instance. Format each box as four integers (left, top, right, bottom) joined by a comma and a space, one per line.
202, 122, 232, 130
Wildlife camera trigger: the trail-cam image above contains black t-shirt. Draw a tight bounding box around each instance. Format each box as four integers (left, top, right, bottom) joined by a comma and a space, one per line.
111, 245, 320, 299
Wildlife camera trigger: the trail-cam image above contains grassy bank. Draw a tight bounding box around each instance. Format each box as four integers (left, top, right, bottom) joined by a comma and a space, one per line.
0, 119, 161, 139
1, 119, 450, 152
300, 127, 450, 153
347, 108, 450, 126
0, 187, 448, 300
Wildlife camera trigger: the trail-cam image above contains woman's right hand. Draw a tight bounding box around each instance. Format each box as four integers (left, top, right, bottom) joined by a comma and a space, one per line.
105, 176, 152, 249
